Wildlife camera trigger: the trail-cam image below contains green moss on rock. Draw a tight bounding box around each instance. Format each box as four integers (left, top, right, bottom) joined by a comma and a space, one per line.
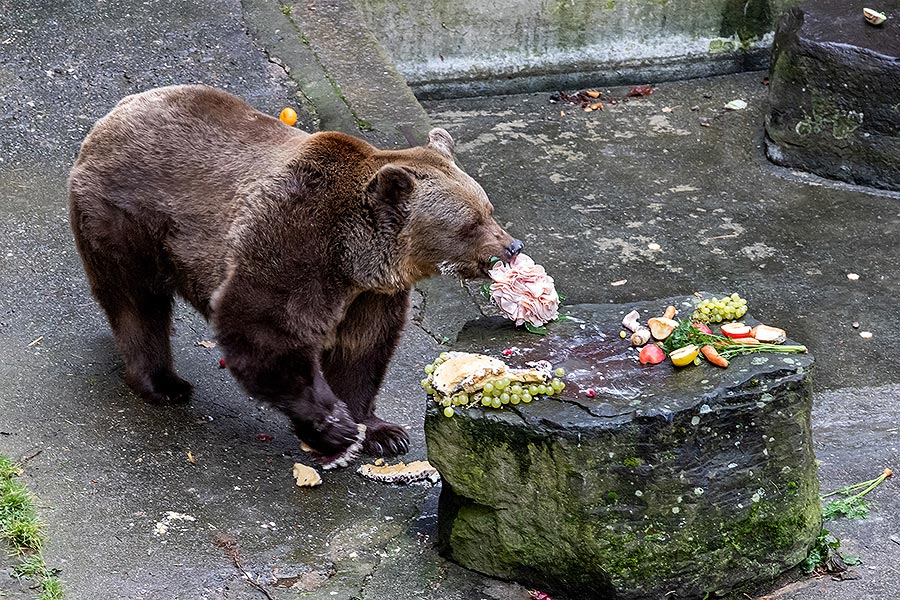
427, 300, 820, 600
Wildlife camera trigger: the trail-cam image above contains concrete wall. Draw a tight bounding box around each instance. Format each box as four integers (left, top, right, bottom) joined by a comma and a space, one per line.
353, 0, 801, 98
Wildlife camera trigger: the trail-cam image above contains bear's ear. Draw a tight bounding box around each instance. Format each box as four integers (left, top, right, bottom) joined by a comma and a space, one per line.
366, 164, 415, 204
426, 127, 455, 159
365, 165, 414, 232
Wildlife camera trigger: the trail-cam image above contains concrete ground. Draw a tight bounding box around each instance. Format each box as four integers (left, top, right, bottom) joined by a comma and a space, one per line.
0, 1, 897, 600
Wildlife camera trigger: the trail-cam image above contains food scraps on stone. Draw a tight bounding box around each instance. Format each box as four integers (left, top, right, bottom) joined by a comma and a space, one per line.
626, 295, 807, 371
750, 324, 786, 344
693, 294, 747, 323
724, 99, 748, 111
648, 317, 678, 340
487, 253, 560, 331
669, 344, 700, 367
421, 352, 566, 416
292, 463, 322, 487
639, 344, 666, 365
621, 310, 642, 332
357, 460, 440, 485
863, 7, 887, 25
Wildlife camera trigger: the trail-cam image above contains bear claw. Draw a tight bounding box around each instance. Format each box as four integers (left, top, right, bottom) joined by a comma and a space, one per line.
306, 423, 367, 470
362, 418, 410, 458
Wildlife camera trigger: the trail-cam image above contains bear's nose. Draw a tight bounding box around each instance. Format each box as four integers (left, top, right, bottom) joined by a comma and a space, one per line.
505, 239, 524, 260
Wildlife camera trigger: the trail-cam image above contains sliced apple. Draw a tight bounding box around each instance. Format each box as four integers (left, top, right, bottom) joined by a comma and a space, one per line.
670, 344, 699, 367
639, 344, 666, 365
751, 324, 786, 344
721, 322, 752, 339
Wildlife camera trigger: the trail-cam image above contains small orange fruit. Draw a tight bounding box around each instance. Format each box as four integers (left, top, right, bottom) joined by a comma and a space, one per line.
279, 107, 298, 126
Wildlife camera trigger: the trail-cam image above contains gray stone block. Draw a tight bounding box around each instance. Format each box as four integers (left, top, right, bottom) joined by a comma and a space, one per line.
765, 0, 900, 191
426, 299, 821, 599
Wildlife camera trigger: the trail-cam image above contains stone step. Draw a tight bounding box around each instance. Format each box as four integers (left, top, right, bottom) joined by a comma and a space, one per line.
241, 0, 432, 148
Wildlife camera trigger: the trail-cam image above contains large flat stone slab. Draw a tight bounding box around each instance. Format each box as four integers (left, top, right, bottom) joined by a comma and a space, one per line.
765, 0, 900, 191
426, 298, 821, 600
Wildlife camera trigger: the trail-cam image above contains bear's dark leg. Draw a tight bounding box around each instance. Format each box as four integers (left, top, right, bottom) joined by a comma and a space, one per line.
71, 201, 192, 405
212, 272, 364, 466
91, 280, 193, 404
323, 290, 410, 457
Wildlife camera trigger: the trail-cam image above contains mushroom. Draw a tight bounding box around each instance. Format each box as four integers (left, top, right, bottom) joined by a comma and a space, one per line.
622, 309, 642, 333
630, 327, 652, 346
648, 317, 679, 340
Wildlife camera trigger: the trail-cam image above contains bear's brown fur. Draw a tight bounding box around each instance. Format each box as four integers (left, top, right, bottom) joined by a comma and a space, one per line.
69, 85, 521, 464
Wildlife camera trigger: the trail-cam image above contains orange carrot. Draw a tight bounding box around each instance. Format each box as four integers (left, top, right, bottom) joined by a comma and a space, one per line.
701, 345, 729, 368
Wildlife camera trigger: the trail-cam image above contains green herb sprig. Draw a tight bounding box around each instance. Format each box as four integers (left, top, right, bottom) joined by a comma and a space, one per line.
661, 320, 807, 360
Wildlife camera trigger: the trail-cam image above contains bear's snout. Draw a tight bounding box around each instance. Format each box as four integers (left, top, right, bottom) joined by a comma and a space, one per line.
505, 239, 524, 261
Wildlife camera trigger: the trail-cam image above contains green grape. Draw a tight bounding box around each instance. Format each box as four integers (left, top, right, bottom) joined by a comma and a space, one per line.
510, 394, 521, 405
443, 406, 454, 418
521, 392, 532, 403
730, 293, 740, 301
537, 384, 548, 395
421, 378, 430, 388
424, 386, 434, 395
481, 396, 491, 407
692, 311, 701, 321
424, 364, 434, 374
510, 384, 523, 395
497, 378, 510, 390
500, 393, 510, 404
441, 397, 451, 407
433, 358, 443, 366
483, 382, 494, 395
440, 352, 449, 360
555, 367, 566, 377
528, 385, 539, 395
491, 397, 502, 408
552, 379, 565, 392
457, 392, 469, 404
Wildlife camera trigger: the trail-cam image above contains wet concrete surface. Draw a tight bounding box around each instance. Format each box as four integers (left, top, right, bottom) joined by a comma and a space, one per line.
0, 2, 897, 600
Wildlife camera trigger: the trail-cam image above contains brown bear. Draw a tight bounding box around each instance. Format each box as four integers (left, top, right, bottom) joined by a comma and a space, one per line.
69, 85, 522, 468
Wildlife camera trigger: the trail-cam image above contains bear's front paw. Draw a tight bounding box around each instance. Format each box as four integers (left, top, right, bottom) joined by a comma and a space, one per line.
306, 423, 367, 470
362, 417, 410, 458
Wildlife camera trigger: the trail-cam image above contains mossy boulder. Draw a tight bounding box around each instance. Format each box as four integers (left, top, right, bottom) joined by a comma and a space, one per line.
765, 0, 900, 191
425, 298, 820, 600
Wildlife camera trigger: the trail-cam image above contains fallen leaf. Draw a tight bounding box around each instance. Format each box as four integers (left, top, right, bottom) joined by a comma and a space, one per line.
662, 106, 673, 113
197, 340, 216, 348
293, 463, 323, 487
628, 84, 654, 97
187, 451, 195, 464
724, 99, 747, 111
586, 90, 601, 98
610, 279, 627, 286
588, 101, 603, 111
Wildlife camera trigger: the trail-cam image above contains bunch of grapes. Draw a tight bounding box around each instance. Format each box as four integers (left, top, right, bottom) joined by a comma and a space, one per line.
692, 293, 748, 323
421, 353, 566, 418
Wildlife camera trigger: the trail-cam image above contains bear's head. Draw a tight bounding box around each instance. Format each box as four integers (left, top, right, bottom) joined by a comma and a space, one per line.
368, 128, 523, 282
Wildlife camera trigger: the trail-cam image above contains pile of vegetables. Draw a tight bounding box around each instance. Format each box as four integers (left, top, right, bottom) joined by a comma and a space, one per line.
621, 294, 807, 369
